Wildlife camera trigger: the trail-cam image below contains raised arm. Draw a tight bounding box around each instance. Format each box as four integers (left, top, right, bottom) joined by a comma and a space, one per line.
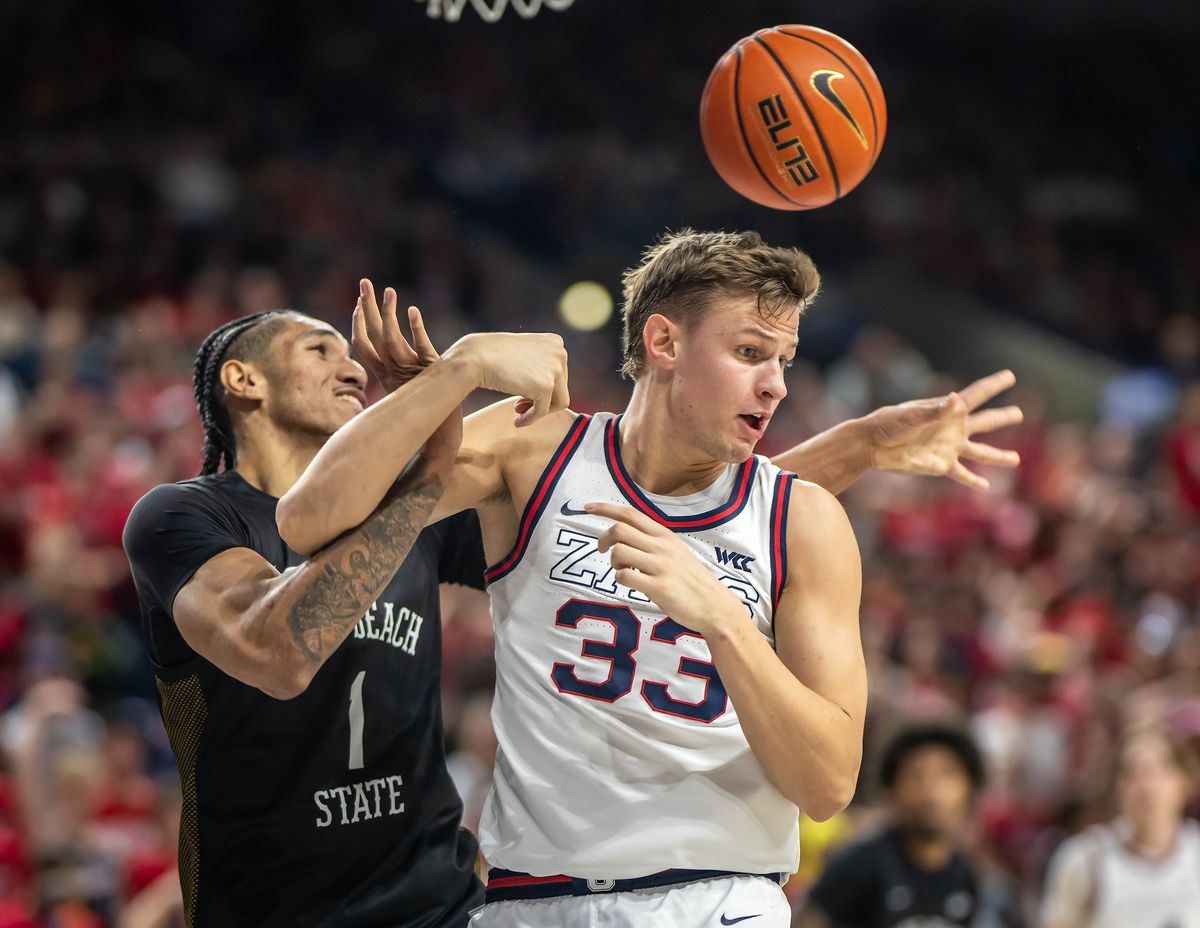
590, 481, 865, 820
771, 369, 1023, 494
173, 440, 452, 700
277, 281, 569, 555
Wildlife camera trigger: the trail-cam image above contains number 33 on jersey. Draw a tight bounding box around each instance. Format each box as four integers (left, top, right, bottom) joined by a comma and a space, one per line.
479, 412, 801, 880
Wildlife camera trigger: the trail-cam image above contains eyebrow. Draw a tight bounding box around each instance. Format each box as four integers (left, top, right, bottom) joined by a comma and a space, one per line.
734, 325, 799, 353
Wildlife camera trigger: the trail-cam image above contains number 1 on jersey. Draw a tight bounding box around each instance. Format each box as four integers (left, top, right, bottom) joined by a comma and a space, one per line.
348, 670, 366, 770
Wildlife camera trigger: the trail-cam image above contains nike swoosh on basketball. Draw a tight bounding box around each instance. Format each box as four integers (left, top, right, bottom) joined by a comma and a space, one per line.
560, 501, 590, 516
809, 69, 869, 149
720, 916, 762, 926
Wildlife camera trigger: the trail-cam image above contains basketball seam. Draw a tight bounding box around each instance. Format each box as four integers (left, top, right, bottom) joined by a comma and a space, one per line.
772, 27, 883, 169
752, 35, 841, 201
732, 44, 803, 208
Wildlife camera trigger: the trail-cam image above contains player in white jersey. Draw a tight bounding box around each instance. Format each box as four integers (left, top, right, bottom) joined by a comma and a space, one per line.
277, 231, 1023, 927
1041, 728, 1200, 928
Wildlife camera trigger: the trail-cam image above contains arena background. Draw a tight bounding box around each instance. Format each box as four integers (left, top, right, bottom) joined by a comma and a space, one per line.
1, 0, 1198, 923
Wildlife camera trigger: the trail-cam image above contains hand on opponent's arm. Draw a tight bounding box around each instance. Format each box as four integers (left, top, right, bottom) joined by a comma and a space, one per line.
353, 278, 569, 425
591, 486, 865, 820
771, 369, 1023, 495
277, 278, 569, 555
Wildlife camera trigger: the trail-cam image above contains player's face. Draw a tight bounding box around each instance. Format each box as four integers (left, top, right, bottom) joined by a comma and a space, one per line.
1117, 735, 1190, 829
263, 317, 369, 438
673, 293, 798, 462
891, 746, 973, 840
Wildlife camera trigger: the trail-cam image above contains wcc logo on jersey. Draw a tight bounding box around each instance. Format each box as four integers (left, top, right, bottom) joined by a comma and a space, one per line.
714, 547, 755, 573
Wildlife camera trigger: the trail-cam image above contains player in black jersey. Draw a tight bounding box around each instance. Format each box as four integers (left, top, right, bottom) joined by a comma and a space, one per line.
122, 292, 569, 928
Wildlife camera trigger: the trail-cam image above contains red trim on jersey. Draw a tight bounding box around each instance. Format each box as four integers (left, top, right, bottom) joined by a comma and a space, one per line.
486, 872, 573, 890
769, 472, 794, 611
484, 414, 591, 585
603, 417, 756, 530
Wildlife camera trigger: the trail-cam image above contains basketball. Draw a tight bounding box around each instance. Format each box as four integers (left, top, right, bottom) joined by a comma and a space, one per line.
700, 25, 887, 210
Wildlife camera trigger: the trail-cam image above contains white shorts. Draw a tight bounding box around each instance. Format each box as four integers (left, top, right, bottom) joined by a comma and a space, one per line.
469, 874, 791, 928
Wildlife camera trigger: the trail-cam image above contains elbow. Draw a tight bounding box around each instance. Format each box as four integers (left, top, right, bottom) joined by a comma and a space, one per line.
241, 603, 321, 700
799, 774, 857, 823
276, 493, 320, 556
260, 663, 318, 701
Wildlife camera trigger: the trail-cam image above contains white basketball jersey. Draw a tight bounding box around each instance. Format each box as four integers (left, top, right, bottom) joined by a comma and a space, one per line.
478, 411, 801, 879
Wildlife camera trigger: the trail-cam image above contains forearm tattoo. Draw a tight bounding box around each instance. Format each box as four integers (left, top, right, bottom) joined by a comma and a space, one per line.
286, 469, 444, 663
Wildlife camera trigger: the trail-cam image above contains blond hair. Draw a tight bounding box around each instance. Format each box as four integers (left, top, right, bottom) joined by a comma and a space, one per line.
619, 229, 820, 379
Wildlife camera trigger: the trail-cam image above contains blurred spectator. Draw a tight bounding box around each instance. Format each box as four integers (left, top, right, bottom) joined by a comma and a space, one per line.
794, 723, 1023, 928
1040, 728, 1200, 928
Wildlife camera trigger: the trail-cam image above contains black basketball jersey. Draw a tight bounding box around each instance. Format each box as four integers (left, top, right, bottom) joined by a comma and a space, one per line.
122, 471, 486, 928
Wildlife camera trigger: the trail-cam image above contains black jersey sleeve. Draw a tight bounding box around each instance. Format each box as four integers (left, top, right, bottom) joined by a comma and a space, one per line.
435, 509, 488, 591
122, 482, 249, 615
806, 838, 878, 926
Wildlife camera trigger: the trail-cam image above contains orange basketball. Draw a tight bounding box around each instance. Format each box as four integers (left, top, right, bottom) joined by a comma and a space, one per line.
700, 25, 887, 210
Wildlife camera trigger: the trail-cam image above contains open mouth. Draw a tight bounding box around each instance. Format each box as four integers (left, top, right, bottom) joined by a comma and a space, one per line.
739, 413, 767, 434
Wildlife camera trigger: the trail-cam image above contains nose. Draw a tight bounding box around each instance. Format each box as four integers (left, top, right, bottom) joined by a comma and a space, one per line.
339, 358, 367, 389
759, 363, 787, 403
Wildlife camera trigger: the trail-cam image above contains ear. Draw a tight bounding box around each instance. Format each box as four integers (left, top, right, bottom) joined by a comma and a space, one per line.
642, 313, 682, 373
220, 359, 268, 403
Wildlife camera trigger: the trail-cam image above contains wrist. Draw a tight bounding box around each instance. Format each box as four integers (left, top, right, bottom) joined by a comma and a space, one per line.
438, 339, 483, 391
843, 415, 879, 472
441, 335, 483, 389
696, 598, 750, 644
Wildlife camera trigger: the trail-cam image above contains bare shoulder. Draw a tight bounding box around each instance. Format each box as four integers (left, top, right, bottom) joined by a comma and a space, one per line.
785, 478, 856, 543
779, 478, 862, 595
503, 403, 583, 495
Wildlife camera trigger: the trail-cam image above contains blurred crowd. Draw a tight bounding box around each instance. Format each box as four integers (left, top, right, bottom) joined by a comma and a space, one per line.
7, 287, 1200, 926
2, 0, 1199, 924
2, 0, 1197, 362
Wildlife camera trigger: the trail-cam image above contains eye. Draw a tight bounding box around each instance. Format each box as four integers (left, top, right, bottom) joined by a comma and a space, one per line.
737, 346, 758, 360
309, 343, 327, 355
781, 357, 795, 371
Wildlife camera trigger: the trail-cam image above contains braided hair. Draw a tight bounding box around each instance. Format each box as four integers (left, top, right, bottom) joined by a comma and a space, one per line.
193, 311, 291, 476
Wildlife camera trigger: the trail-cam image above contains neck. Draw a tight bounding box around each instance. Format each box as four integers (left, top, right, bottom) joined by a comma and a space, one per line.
621, 383, 729, 496
230, 422, 325, 499
1126, 816, 1180, 858
900, 827, 957, 872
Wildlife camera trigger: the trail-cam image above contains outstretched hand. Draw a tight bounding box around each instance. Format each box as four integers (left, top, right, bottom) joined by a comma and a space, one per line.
351, 278, 439, 393
866, 369, 1024, 491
